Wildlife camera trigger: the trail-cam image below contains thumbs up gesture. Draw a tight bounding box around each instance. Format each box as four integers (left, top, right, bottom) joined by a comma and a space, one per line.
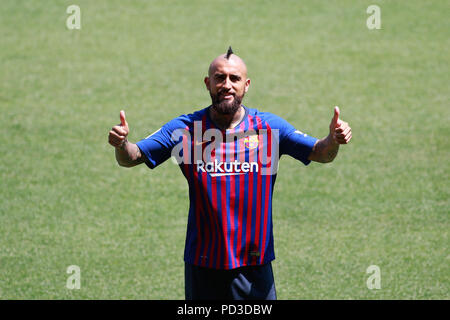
329, 106, 352, 144
108, 110, 130, 148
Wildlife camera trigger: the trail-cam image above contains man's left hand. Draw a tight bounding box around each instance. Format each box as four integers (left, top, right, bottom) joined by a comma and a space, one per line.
329, 106, 352, 144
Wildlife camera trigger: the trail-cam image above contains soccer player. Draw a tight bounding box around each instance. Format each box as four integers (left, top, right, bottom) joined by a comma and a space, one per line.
108, 48, 352, 300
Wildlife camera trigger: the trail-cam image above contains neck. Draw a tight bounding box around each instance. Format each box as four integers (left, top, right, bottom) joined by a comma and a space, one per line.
209, 105, 245, 130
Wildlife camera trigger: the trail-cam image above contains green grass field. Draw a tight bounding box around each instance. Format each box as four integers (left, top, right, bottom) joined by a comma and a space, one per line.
0, 0, 448, 299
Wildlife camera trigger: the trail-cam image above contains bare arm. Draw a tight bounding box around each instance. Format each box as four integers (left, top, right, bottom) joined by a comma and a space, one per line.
115, 140, 144, 167
308, 134, 340, 163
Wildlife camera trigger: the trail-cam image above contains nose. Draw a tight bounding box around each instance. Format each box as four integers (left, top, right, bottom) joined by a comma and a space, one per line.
223, 77, 232, 90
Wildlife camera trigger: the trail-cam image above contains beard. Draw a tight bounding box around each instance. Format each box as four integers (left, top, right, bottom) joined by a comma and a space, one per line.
210, 90, 244, 115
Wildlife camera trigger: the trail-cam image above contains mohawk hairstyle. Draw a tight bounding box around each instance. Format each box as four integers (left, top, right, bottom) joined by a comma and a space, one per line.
226, 46, 233, 59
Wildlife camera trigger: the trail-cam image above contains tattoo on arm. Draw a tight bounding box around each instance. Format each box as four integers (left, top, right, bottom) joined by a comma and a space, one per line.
135, 146, 141, 159
327, 146, 338, 160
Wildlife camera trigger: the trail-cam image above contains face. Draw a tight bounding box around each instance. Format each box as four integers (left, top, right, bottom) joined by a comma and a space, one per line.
205, 57, 250, 115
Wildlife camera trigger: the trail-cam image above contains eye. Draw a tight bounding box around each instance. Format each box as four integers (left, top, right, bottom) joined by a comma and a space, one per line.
230, 75, 241, 82
215, 74, 226, 81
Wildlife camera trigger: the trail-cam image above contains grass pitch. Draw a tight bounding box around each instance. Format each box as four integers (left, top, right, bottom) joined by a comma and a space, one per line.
0, 0, 448, 299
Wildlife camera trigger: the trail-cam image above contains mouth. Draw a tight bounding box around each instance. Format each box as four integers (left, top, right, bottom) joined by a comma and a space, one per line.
219, 92, 235, 100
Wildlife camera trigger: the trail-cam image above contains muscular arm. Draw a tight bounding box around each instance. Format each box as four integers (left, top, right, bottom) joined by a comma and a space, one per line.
115, 140, 144, 167
308, 134, 339, 163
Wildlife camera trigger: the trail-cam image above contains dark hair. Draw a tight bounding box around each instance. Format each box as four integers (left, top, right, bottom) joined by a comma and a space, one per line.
226, 46, 233, 59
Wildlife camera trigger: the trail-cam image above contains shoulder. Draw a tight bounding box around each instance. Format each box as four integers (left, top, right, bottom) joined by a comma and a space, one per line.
246, 107, 294, 131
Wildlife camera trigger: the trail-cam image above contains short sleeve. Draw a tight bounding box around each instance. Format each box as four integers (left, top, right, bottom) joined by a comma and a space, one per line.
275, 116, 318, 166
281, 130, 318, 165
136, 119, 185, 169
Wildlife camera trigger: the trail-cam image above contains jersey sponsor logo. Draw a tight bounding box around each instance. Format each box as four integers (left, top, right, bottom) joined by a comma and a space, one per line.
196, 159, 258, 176
170, 121, 280, 175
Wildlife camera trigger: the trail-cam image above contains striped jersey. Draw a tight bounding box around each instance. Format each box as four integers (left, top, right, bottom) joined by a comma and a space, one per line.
136, 105, 318, 269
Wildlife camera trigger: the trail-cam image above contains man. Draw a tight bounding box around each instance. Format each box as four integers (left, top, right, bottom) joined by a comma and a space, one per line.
108, 48, 352, 300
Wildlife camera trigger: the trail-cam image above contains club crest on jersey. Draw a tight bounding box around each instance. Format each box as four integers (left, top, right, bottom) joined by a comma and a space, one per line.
244, 135, 259, 149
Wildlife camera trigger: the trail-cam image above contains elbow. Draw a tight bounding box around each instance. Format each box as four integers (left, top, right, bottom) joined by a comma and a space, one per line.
309, 154, 336, 164
317, 158, 334, 164
313, 155, 336, 164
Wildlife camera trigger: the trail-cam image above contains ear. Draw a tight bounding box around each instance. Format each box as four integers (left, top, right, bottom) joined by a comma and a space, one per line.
244, 78, 251, 93
204, 77, 210, 91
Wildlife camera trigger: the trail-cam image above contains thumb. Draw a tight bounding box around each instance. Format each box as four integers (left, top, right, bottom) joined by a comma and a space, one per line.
120, 110, 128, 127
331, 106, 340, 128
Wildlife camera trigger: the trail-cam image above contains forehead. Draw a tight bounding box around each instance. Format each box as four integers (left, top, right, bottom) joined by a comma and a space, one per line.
209, 58, 247, 77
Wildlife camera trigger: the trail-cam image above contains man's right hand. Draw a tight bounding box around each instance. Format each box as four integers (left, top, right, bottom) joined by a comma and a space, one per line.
108, 110, 143, 167
109, 110, 129, 148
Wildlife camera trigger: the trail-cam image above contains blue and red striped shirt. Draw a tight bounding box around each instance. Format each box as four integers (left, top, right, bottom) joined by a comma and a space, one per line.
136, 106, 317, 269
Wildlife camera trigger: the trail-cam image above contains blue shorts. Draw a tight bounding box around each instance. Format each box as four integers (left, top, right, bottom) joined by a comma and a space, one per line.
185, 262, 277, 300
